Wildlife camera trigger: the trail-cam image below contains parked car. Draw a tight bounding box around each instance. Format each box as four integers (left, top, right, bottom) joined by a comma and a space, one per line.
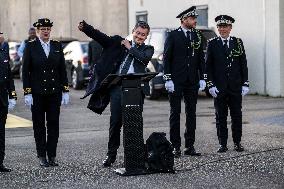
63, 41, 89, 89
8, 41, 21, 76
128, 27, 217, 99
53, 37, 78, 49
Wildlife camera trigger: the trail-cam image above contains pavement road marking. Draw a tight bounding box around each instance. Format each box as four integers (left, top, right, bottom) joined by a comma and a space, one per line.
6, 114, 32, 128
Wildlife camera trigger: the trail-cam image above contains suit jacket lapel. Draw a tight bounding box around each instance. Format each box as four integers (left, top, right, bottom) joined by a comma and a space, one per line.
47, 41, 54, 60
228, 37, 235, 54
177, 27, 187, 42
36, 38, 48, 60
136, 43, 145, 50
217, 37, 224, 51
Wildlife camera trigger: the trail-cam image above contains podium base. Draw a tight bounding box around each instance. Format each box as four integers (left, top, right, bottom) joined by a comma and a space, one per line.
114, 168, 148, 176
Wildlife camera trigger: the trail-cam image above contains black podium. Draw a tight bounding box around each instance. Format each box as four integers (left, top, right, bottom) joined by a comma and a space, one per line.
101, 72, 157, 176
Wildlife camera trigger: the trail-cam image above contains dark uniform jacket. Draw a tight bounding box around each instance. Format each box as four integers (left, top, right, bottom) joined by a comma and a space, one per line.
205, 36, 249, 93
81, 22, 154, 113
22, 38, 69, 95
0, 42, 9, 61
0, 49, 16, 107
163, 27, 205, 86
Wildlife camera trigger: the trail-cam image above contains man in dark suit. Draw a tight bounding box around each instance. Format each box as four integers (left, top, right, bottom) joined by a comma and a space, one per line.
78, 20, 154, 167
205, 15, 249, 153
88, 39, 103, 68
163, 6, 206, 157
22, 18, 70, 167
0, 37, 17, 172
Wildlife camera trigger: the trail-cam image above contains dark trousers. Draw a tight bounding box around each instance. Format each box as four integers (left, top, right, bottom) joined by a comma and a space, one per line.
214, 91, 242, 146
169, 84, 198, 149
0, 107, 8, 165
107, 86, 144, 156
31, 93, 61, 158
108, 86, 122, 156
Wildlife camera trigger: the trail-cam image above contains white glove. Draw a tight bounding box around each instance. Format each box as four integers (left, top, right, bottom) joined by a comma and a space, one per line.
209, 87, 219, 98
8, 99, 16, 111
199, 80, 206, 91
24, 94, 33, 108
165, 80, 175, 93
61, 92, 70, 105
241, 86, 249, 96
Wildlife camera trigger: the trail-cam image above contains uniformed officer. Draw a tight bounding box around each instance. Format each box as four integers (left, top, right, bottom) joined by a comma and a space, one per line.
0, 32, 17, 172
205, 15, 249, 153
22, 18, 70, 167
163, 6, 206, 157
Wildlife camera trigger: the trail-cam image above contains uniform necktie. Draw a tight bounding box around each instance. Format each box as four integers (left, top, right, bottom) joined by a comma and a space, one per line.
223, 39, 229, 54
186, 31, 191, 41
120, 54, 133, 74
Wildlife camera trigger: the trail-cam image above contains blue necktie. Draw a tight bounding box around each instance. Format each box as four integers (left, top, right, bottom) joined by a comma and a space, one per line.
223, 39, 229, 54
186, 31, 191, 42
120, 54, 133, 74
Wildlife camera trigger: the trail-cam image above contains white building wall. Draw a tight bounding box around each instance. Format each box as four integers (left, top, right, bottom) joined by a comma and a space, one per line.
0, 0, 128, 41
129, 0, 283, 96
265, 0, 281, 96
279, 0, 284, 96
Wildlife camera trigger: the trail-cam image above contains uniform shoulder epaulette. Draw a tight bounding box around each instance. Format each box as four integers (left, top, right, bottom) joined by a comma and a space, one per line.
28, 39, 36, 43
207, 37, 218, 43
176, 27, 182, 32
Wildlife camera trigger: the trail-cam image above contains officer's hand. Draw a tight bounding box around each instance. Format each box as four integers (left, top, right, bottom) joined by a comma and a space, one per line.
24, 94, 33, 108
209, 87, 219, 98
165, 80, 175, 93
241, 86, 249, 96
8, 99, 16, 111
61, 92, 70, 105
199, 80, 206, 91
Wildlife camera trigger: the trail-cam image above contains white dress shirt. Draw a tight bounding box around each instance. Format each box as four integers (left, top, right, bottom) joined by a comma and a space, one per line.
181, 26, 193, 40
220, 36, 231, 48
39, 38, 50, 57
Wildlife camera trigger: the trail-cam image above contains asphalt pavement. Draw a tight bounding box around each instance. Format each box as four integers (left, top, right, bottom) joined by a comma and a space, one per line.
0, 79, 283, 189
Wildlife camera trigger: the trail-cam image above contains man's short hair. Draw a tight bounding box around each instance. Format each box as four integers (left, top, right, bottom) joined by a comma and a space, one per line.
133, 21, 150, 32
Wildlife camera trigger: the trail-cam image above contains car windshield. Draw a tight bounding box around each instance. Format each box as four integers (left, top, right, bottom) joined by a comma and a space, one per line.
149, 31, 166, 52
81, 43, 89, 53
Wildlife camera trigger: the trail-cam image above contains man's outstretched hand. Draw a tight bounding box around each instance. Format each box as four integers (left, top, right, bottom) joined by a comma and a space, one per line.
78, 20, 86, 31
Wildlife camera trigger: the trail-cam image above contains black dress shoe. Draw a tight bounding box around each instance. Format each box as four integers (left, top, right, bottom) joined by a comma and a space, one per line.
102, 156, 116, 167
48, 157, 59, 166
173, 148, 181, 158
39, 157, 49, 167
0, 164, 11, 172
217, 145, 228, 153
184, 147, 201, 156
234, 143, 244, 152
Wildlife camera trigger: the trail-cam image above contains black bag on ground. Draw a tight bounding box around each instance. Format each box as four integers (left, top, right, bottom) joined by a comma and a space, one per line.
145, 132, 175, 173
